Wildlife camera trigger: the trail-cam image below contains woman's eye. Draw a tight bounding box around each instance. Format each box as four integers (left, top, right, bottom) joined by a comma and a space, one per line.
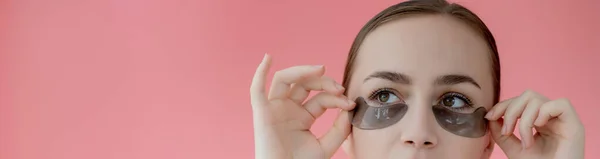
376, 91, 400, 103
441, 96, 466, 108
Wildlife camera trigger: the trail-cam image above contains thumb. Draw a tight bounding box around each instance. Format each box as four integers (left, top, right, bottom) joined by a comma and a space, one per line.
489, 118, 522, 157
318, 110, 352, 158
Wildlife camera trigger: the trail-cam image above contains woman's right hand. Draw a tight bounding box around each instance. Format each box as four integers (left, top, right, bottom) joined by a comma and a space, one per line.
250, 54, 356, 159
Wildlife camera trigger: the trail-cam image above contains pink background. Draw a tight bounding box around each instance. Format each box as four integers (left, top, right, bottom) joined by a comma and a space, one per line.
1, 0, 599, 159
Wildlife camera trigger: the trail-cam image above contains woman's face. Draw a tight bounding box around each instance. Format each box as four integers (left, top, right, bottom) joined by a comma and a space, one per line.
345, 15, 495, 159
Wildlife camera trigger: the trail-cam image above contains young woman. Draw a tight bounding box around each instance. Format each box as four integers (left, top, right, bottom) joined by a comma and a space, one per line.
249, 0, 585, 158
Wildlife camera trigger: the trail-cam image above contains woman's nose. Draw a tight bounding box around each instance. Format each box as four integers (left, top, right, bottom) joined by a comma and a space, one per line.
400, 104, 438, 149
401, 133, 437, 149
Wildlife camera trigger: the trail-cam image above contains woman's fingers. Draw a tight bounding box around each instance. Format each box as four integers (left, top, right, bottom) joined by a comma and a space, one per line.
250, 54, 272, 107
534, 98, 578, 129
319, 110, 352, 158
486, 96, 516, 120
533, 98, 585, 159
489, 118, 522, 158
495, 91, 548, 136
534, 99, 585, 159
518, 98, 544, 149
303, 92, 355, 120
486, 90, 551, 149
288, 76, 344, 104
304, 92, 355, 157
268, 65, 326, 100
499, 93, 529, 136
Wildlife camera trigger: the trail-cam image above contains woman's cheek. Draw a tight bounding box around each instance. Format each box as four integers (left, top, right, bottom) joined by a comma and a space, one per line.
439, 132, 490, 158
351, 129, 395, 158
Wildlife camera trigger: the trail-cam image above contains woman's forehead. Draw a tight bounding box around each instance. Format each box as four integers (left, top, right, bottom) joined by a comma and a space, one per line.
354, 15, 492, 83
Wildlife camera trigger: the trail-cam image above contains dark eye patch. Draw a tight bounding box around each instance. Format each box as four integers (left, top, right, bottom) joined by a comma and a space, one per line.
349, 97, 488, 138
349, 97, 407, 130
432, 106, 488, 138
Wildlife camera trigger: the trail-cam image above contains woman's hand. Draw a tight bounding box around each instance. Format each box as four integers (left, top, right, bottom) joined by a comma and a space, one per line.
250, 54, 356, 159
486, 90, 585, 159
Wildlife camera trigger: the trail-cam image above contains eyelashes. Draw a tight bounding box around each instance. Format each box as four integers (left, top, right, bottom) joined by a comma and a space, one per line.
367, 88, 475, 112
437, 92, 474, 112
439, 92, 473, 105
368, 87, 394, 99
368, 88, 402, 105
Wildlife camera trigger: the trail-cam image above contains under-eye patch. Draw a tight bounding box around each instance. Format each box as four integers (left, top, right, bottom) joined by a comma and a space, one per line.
432, 106, 488, 138
349, 97, 488, 138
349, 97, 408, 130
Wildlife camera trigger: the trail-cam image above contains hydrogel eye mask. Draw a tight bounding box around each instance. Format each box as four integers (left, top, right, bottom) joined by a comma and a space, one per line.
349, 97, 488, 138
431, 105, 488, 138
349, 97, 408, 130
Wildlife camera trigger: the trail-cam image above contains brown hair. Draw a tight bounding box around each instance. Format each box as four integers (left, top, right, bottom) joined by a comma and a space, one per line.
342, 0, 501, 103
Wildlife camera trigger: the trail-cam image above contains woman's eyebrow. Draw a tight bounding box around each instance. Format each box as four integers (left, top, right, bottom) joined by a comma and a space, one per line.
364, 71, 411, 84
435, 74, 481, 89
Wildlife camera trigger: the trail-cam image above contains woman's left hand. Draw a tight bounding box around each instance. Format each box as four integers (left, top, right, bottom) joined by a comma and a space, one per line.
486, 90, 585, 159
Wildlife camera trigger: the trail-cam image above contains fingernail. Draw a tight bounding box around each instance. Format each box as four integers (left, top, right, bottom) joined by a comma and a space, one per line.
335, 83, 345, 91
313, 65, 324, 69
501, 125, 507, 135
347, 99, 355, 106
262, 53, 269, 62
485, 110, 494, 119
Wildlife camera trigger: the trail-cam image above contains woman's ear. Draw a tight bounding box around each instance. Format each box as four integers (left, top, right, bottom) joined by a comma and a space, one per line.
342, 133, 355, 159
480, 134, 495, 159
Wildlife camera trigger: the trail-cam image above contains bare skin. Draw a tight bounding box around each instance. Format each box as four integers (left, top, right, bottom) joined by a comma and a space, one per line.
250, 15, 585, 159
